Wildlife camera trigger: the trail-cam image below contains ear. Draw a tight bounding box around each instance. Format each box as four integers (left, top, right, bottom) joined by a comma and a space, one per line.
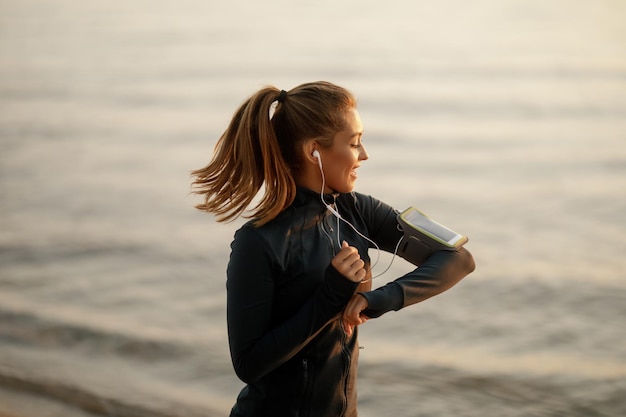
302, 139, 319, 165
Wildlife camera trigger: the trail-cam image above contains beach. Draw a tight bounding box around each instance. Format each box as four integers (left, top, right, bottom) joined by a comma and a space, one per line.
1, 0, 625, 416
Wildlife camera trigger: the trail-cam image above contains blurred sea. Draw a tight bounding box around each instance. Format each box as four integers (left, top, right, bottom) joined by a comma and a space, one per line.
1, 0, 625, 416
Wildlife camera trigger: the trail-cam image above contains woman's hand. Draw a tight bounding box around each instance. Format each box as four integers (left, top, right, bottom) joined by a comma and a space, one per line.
331, 241, 367, 283
342, 294, 370, 337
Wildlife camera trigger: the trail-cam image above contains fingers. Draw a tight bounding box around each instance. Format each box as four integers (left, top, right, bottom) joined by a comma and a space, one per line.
343, 313, 366, 327
332, 241, 367, 283
342, 321, 355, 338
343, 294, 370, 326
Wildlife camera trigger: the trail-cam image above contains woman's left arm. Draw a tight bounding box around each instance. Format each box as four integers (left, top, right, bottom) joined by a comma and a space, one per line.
359, 247, 474, 318
344, 193, 475, 320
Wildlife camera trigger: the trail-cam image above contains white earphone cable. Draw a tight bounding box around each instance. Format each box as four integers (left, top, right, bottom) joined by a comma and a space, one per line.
314, 151, 402, 280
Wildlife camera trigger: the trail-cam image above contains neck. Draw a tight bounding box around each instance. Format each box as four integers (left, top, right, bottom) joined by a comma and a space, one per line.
294, 166, 331, 194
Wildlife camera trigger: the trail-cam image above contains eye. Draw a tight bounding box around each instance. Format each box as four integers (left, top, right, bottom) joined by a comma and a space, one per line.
350, 133, 364, 148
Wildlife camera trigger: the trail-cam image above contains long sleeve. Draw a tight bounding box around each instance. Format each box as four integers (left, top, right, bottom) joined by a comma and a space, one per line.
360, 247, 475, 318
226, 226, 359, 384
350, 192, 476, 318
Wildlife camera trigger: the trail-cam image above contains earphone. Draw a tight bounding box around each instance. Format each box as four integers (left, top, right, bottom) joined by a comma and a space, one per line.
312, 150, 341, 218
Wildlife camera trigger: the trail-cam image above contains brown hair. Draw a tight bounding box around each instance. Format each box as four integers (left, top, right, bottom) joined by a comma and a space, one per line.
191, 81, 356, 226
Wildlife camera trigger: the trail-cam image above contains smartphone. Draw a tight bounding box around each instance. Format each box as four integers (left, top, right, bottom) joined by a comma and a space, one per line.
398, 207, 468, 249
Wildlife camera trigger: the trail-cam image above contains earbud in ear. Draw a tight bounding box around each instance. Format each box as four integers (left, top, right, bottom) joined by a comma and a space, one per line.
312, 150, 320, 159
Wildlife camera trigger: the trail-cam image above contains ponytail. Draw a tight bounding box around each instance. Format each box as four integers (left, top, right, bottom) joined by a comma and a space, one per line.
192, 81, 356, 226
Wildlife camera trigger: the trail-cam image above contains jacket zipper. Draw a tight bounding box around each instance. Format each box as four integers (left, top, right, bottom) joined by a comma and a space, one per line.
298, 358, 310, 417
320, 206, 338, 255
320, 195, 351, 416
303, 358, 309, 382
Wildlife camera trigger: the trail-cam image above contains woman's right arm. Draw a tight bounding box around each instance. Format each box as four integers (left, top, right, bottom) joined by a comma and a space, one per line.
226, 227, 361, 384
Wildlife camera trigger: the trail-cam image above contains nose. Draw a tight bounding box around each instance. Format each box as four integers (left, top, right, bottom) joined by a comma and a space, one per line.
359, 144, 369, 161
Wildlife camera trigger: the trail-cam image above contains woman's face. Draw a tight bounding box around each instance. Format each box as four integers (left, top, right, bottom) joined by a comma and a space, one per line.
318, 108, 369, 194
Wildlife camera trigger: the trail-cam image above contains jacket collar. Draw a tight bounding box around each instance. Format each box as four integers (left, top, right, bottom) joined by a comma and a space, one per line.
293, 186, 340, 208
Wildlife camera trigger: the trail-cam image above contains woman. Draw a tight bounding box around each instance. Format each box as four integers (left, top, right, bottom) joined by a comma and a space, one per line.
191, 81, 475, 417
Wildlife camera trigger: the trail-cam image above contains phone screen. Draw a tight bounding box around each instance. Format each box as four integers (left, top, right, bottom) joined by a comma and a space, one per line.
404, 209, 461, 244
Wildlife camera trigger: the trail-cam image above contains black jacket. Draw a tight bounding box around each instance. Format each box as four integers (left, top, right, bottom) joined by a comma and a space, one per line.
227, 187, 475, 417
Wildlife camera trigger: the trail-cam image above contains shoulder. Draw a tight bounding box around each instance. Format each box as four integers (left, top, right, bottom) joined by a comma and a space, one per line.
231, 208, 297, 251
231, 221, 263, 250
338, 191, 397, 218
